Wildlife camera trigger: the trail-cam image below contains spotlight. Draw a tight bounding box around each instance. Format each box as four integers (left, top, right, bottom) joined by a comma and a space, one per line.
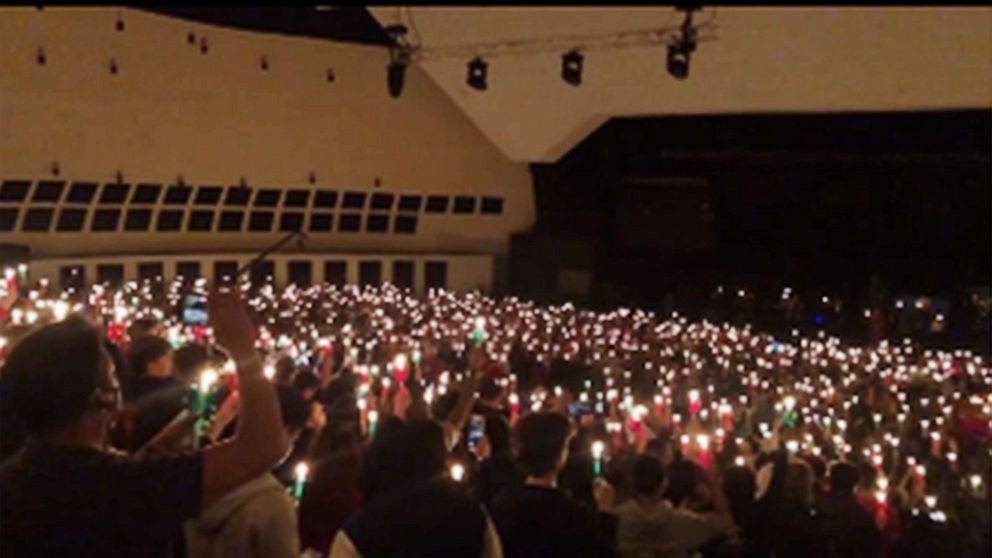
115, 16, 125, 32
326, 67, 335, 82
467, 57, 488, 91
109, 58, 118, 75
188, 32, 196, 45
199, 37, 209, 55
260, 56, 269, 71
36, 47, 46, 66
666, 44, 691, 79
561, 50, 583, 86
384, 24, 411, 98
387, 61, 406, 98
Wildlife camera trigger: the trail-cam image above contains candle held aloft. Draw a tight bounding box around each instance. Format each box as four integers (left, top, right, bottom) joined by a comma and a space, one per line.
293, 462, 309, 500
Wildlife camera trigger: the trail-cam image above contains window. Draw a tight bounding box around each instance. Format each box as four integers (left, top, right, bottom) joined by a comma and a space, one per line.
394, 215, 417, 234
32, 181, 66, 202
359, 260, 381, 287
309, 213, 333, 232
194, 186, 223, 205
163, 185, 193, 205
342, 191, 366, 209
398, 195, 422, 212
218, 211, 244, 232
124, 209, 152, 231
137, 262, 164, 283
0, 180, 31, 202
366, 214, 389, 233
96, 264, 125, 288
224, 186, 252, 206
254, 189, 281, 207
66, 182, 98, 203
214, 260, 239, 286
313, 190, 338, 209
249, 260, 275, 286
157, 210, 184, 231
56, 208, 87, 231
324, 261, 347, 286
338, 214, 361, 232
0, 208, 19, 231
425, 261, 447, 290
284, 190, 311, 207
279, 212, 304, 232
392, 260, 414, 290
248, 211, 274, 232
176, 261, 201, 282
131, 183, 162, 204
288, 260, 312, 287
370, 193, 394, 210
425, 196, 449, 213
453, 196, 477, 214
60, 265, 86, 292
481, 196, 504, 214
91, 209, 121, 232
99, 183, 130, 204
188, 210, 215, 231
23, 208, 54, 231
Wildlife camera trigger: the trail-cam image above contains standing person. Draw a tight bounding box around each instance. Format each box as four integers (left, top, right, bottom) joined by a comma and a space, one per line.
124, 335, 177, 402
491, 412, 618, 558
814, 462, 882, 558
615, 454, 734, 558
128, 343, 211, 452
0, 291, 289, 558
185, 384, 310, 558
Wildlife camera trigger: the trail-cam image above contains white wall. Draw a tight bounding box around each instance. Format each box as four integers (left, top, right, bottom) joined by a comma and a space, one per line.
0, 7, 533, 259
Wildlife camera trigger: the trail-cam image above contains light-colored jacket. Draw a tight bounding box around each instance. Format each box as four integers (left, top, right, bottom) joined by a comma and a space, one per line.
615, 499, 733, 558
185, 473, 301, 558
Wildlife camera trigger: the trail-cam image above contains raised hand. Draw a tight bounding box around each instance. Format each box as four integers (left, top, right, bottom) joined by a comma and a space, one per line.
207, 289, 257, 360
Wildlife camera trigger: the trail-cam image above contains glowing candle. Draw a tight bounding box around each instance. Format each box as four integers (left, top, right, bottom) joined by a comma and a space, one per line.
472, 317, 487, 346
591, 440, 605, 476
368, 410, 379, 437
264, 365, 276, 380
688, 389, 701, 416
393, 353, 408, 384
509, 393, 520, 422
293, 462, 309, 500
200, 368, 218, 394
450, 462, 465, 482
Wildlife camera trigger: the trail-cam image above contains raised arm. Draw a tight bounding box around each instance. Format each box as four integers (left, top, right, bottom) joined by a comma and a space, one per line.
201, 290, 289, 509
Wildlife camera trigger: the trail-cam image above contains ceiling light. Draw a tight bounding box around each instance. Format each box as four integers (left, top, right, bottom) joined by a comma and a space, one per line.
561, 50, 584, 86
467, 57, 488, 91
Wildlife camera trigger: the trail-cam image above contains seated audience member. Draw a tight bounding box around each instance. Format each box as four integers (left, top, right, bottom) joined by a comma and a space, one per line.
185, 384, 310, 558
124, 335, 177, 402
492, 412, 618, 558
815, 461, 882, 558
0, 293, 290, 558
330, 419, 502, 557
615, 454, 734, 558
129, 343, 211, 452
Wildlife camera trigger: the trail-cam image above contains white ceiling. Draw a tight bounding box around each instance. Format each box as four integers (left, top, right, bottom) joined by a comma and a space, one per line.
369, 7, 992, 163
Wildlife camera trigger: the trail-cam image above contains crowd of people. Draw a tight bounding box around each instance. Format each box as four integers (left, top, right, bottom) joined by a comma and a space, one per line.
0, 271, 989, 558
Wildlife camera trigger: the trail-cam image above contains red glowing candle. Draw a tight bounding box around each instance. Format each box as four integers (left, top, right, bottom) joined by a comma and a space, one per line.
720, 403, 733, 429
509, 393, 520, 422
654, 394, 664, 419
688, 389, 702, 416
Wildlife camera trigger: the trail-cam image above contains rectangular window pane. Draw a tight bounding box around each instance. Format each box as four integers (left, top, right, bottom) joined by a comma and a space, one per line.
313, 190, 338, 209
66, 182, 98, 203
218, 211, 244, 231
366, 214, 389, 233
188, 210, 215, 231
124, 209, 152, 231
137, 262, 164, 283
338, 214, 361, 232
453, 196, 476, 214
32, 181, 66, 202
176, 261, 201, 282
359, 260, 381, 287
394, 215, 417, 234
392, 260, 414, 290
324, 261, 347, 286
254, 189, 281, 207
370, 193, 394, 210
0, 208, 19, 231
214, 260, 238, 286
398, 195, 422, 211
96, 264, 125, 288
194, 186, 223, 205
248, 211, 274, 232
60, 265, 85, 292
481, 196, 504, 214
288, 260, 312, 287
425, 196, 449, 213
249, 260, 275, 286
157, 209, 184, 231
224, 186, 252, 206
131, 183, 162, 204
341, 191, 366, 209
0, 180, 31, 202
91, 209, 121, 231
163, 185, 193, 205
279, 212, 304, 232
56, 208, 87, 231
425, 261, 447, 290
309, 213, 333, 232
23, 208, 54, 231
284, 190, 311, 207
99, 183, 130, 204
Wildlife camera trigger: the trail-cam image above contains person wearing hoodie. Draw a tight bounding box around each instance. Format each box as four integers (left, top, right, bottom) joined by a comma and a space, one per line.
185, 384, 311, 558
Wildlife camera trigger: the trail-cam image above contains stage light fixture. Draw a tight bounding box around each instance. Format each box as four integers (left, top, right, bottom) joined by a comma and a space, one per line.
115, 15, 125, 32
561, 50, 584, 86
467, 57, 488, 91
666, 44, 691, 79
109, 58, 118, 75
384, 24, 411, 98
188, 32, 196, 45
36, 47, 46, 66
667, 6, 699, 80
260, 56, 269, 71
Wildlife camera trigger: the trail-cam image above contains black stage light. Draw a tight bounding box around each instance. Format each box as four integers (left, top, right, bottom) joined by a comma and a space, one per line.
667, 44, 690, 79
562, 50, 583, 86
384, 24, 410, 98
387, 61, 406, 98
467, 57, 488, 91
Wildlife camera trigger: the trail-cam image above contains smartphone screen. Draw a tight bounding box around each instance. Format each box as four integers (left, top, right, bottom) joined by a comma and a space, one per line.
467, 414, 485, 450
181, 294, 208, 325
